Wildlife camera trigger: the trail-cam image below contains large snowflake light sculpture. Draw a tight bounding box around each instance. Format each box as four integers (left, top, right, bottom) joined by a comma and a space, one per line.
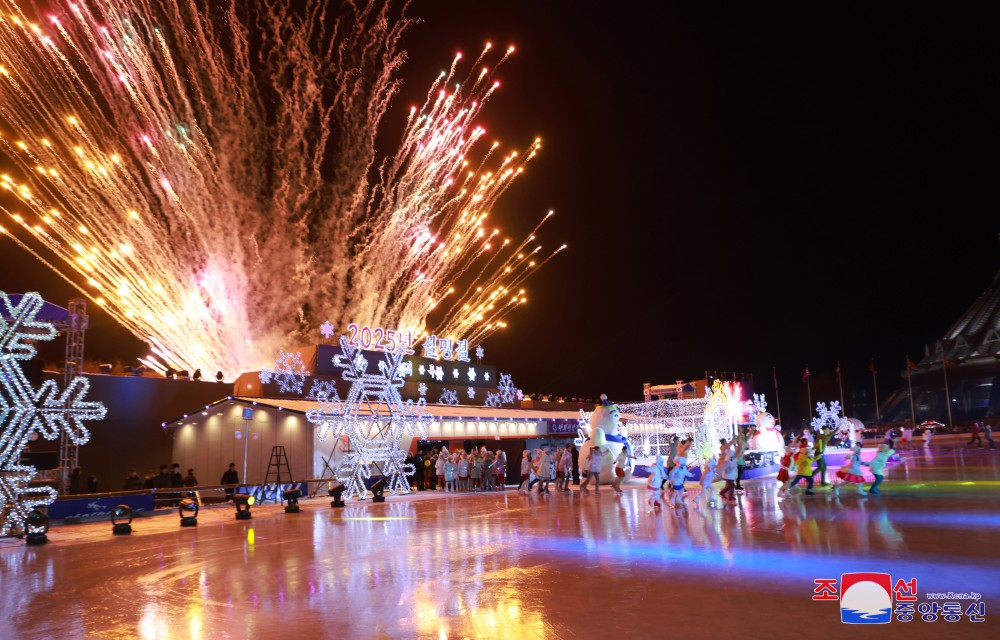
811, 401, 841, 433
259, 350, 310, 394
1, 292, 106, 535
438, 389, 459, 405
305, 335, 430, 500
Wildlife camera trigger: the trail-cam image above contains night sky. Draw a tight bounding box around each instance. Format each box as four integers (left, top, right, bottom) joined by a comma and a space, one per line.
2, 2, 998, 425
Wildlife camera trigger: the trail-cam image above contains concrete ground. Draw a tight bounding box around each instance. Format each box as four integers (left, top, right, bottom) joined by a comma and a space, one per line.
1, 444, 997, 639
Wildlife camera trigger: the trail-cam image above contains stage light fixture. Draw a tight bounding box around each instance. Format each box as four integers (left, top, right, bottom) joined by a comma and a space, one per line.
176, 370, 190, 380
178, 498, 199, 527
193, 368, 202, 381
24, 509, 50, 545
233, 494, 255, 520
111, 505, 133, 535
164, 366, 176, 379
130, 365, 147, 377
283, 489, 301, 513
215, 371, 224, 382
98, 363, 113, 374
328, 482, 346, 508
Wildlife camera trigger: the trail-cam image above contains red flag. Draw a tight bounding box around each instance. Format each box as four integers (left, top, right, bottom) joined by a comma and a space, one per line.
943, 355, 955, 368
802, 367, 810, 382
905, 356, 919, 371
869, 359, 877, 374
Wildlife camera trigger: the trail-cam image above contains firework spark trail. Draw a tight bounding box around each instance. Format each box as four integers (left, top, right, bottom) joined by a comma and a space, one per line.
0, 0, 561, 375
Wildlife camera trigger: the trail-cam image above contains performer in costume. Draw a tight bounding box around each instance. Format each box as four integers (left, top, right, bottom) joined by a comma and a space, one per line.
811, 427, 832, 486
699, 457, 718, 507
777, 446, 796, 496
718, 455, 738, 503
668, 455, 694, 508
647, 455, 666, 509
789, 447, 816, 494
863, 443, 895, 494
833, 443, 868, 496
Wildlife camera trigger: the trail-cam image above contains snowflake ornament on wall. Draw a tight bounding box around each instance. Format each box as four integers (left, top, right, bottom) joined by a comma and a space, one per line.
497, 373, 519, 405
0, 292, 106, 535
307, 379, 339, 400
467, 386, 476, 400
475, 345, 485, 361
483, 391, 502, 407
319, 321, 336, 339
259, 350, 310, 394
418, 382, 427, 397
305, 335, 430, 500
439, 389, 459, 405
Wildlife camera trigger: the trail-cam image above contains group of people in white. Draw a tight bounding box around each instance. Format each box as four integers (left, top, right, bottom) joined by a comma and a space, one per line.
426, 447, 509, 492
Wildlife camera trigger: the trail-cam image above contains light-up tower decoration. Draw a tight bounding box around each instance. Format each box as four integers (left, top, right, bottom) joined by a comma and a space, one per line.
0, 292, 106, 535
305, 335, 430, 500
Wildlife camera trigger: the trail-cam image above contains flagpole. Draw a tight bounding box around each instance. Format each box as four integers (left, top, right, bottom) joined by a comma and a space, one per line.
871, 362, 881, 424
906, 366, 916, 426
837, 361, 846, 417
942, 361, 954, 428
773, 366, 783, 426
806, 374, 813, 422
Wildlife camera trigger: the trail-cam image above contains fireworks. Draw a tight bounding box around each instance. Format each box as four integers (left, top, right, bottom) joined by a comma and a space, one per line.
0, 1, 562, 375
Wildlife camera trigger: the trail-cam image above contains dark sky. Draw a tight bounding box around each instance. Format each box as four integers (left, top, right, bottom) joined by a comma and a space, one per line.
2, 2, 998, 424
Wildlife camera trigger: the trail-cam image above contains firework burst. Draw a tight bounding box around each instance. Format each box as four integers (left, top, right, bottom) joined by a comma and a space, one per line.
0, 0, 562, 375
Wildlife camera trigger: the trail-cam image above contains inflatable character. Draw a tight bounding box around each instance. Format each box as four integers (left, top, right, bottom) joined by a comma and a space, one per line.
578, 394, 633, 485
751, 412, 783, 452
837, 417, 865, 447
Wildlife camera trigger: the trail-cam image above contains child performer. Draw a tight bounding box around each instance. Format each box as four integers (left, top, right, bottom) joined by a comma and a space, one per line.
668, 455, 694, 508
611, 447, 635, 495
833, 443, 868, 497
518, 451, 531, 494
777, 446, 796, 496
700, 457, 718, 507
444, 456, 457, 492
789, 447, 815, 494
923, 427, 933, 448
718, 455, 738, 502
647, 455, 666, 509
812, 427, 832, 486
458, 452, 469, 491
560, 444, 574, 491
862, 443, 895, 495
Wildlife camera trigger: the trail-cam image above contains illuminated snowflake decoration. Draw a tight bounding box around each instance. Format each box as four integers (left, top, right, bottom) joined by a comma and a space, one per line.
811, 401, 841, 433
483, 391, 502, 408
307, 379, 338, 400
260, 350, 310, 394
752, 393, 768, 414
0, 292, 106, 535
467, 386, 476, 400
467, 367, 477, 382
484, 371, 490, 382
435, 367, 445, 381
439, 388, 459, 405
319, 321, 335, 339
475, 345, 485, 361
417, 382, 427, 397
305, 335, 430, 500
497, 373, 519, 405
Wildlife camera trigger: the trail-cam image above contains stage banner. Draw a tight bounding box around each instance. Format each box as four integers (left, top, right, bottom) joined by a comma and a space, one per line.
49, 493, 156, 520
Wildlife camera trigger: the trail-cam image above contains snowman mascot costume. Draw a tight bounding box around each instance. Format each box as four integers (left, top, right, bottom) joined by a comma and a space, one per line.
578, 394, 633, 485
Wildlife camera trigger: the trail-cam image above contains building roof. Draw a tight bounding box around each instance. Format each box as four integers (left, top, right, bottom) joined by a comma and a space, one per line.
162, 395, 583, 427
921, 268, 1000, 365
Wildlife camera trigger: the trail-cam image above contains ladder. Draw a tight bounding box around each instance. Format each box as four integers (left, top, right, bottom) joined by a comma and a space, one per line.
262, 446, 293, 503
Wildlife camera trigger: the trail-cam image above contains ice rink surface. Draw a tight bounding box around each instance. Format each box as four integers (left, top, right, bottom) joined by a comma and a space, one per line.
1, 446, 997, 639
